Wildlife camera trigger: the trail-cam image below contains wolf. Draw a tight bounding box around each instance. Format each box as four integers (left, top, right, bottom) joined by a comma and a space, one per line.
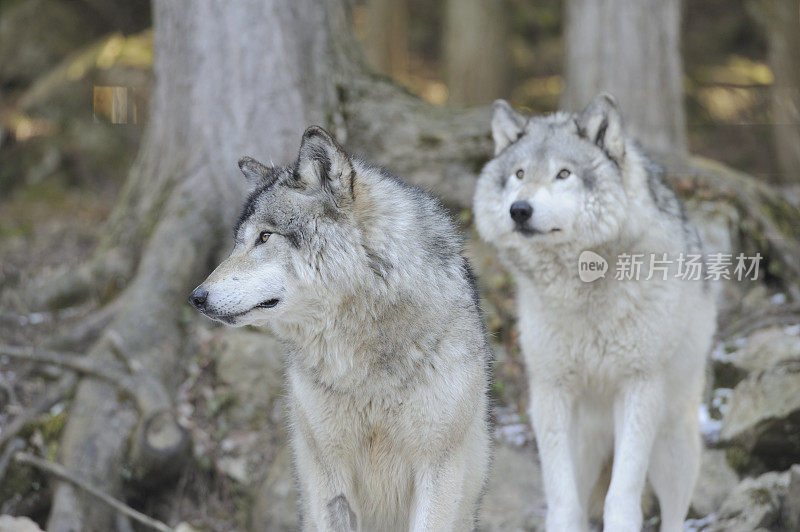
473, 94, 716, 532
189, 126, 491, 531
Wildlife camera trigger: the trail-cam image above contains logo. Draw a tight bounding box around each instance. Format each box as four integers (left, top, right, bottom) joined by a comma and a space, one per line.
578, 250, 608, 282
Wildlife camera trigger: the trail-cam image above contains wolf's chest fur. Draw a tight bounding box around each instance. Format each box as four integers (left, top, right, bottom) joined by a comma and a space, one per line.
518, 274, 674, 387
288, 365, 433, 524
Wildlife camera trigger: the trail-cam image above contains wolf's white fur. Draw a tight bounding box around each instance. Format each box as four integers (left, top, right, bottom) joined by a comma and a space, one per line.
194, 127, 490, 531
473, 96, 716, 532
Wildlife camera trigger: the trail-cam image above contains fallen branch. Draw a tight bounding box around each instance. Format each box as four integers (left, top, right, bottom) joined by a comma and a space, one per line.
0, 345, 131, 390
13, 452, 174, 532
0, 438, 25, 482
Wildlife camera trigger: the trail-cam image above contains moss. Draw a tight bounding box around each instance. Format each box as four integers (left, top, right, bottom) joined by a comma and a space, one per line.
725, 445, 765, 475
747, 487, 772, 506
39, 410, 67, 441
0, 462, 39, 503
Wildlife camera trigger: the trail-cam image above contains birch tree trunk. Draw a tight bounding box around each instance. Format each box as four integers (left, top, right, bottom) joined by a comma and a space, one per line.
443, 0, 509, 106
561, 0, 687, 156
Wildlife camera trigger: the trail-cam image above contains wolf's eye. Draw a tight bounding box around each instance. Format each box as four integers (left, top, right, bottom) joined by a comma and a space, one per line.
257, 231, 271, 244
515, 169, 525, 179
556, 168, 571, 180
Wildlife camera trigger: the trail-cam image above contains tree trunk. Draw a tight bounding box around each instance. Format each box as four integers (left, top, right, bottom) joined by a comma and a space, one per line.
561, 0, 687, 156
443, 0, 509, 106
364, 0, 409, 77
762, 0, 800, 184
46, 1, 340, 529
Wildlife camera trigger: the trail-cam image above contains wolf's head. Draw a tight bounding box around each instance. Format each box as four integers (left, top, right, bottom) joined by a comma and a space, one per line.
473, 93, 630, 255
189, 126, 372, 327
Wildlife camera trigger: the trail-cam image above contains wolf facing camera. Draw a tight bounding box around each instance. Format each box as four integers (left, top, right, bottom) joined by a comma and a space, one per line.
473, 94, 716, 532
190, 126, 491, 531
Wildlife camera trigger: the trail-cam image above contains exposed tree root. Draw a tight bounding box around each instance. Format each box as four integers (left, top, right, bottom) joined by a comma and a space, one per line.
46, 299, 121, 352
14, 452, 174, 532
0, 345, 131, 387
0, 342, 189, 510
32, 247, 136, 311
667, 155, 800, 296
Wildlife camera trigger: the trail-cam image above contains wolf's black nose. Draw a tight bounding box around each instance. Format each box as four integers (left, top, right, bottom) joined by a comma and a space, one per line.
510, 201, 533, 223
189, 287, 208, 310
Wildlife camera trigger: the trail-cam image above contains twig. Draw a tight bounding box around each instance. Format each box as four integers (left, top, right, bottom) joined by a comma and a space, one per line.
0, 438, 25, 482
0, 373, 77, 450
13, 452, 174, 532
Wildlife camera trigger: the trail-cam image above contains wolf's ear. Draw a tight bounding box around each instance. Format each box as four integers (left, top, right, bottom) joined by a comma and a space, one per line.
238, 156, 277, 186
576, 93, 625, 161
491, 100, 526, 155
296, 126, 354, 200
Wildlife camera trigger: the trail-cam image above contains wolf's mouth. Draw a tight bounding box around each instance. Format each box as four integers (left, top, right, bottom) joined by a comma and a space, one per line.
255, 298, 280, 309
515, 226, 561, 236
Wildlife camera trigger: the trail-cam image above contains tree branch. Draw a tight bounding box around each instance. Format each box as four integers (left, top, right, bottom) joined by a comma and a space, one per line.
14, 452, 174, 532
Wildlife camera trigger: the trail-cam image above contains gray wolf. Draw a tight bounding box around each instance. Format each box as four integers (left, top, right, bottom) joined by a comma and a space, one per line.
473, 94, 716, 532
190, 126, 491, 531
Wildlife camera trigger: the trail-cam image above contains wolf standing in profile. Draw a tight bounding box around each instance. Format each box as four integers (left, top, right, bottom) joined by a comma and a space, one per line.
473, 94, 716, 532
189, 126, 490, 531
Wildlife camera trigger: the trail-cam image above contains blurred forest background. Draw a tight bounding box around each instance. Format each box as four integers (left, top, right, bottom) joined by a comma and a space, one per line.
0, 1, 799, 531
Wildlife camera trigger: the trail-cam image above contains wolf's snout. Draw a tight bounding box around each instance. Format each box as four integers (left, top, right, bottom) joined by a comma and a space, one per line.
189, 287, 208, 311
510, 201, 533, 223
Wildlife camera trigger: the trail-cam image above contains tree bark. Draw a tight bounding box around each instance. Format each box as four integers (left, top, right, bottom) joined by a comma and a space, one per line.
443, 0, 509, 106
761, 0, 800, 184
364, 0, 409, 77
561, 0, 687, 156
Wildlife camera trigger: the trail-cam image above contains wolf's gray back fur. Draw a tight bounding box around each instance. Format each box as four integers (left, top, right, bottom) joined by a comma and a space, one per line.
473, 95, 716, 532
192, 126, 491, 530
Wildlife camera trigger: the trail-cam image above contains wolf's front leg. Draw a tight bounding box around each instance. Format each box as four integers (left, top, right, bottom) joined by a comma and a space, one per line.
529, 383, 584, 532
603, 379, 664, 532
294, 433, 356, 532
409, 451, 470, 532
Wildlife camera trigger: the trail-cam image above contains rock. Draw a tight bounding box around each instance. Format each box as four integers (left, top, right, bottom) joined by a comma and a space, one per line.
707, 470, 790, 531
479, 443, 545, 531
691, 448, 739, 517
251, 445, 299, 531
786, 464, 800, 531
0, 516, 43, 532
728, 326, 800, 374
213, 329, 285, 427
719, 326, 800, 472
